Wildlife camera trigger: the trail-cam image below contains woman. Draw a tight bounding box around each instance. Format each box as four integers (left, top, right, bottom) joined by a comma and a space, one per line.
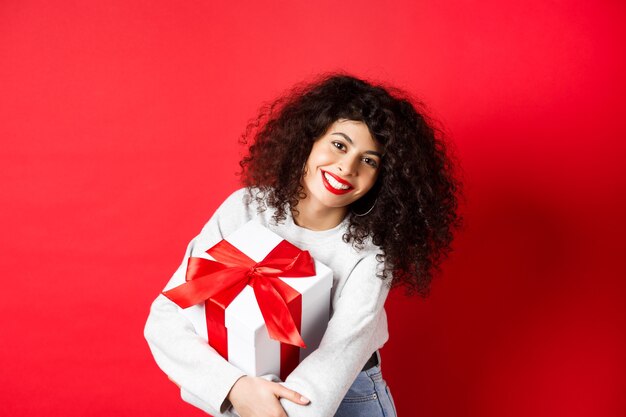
144, 73, 462, 417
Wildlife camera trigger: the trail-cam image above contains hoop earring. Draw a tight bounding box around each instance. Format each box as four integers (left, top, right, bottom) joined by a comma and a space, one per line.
351, 198, 377, 217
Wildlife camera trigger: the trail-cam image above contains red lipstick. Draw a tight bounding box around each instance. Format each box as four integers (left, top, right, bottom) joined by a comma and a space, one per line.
320, 170, 353, 195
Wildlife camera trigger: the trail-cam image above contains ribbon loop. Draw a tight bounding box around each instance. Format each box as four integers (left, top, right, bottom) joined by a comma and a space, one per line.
163, 237, 315, 347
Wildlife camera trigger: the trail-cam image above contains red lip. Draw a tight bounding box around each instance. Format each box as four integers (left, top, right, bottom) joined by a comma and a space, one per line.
320, 170, 353, 195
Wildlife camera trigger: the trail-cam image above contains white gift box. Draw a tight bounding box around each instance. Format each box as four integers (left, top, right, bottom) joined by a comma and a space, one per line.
164, 220, 333, 378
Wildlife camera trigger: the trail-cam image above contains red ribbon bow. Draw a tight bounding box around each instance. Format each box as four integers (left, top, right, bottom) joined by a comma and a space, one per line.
163, 237, 316, 378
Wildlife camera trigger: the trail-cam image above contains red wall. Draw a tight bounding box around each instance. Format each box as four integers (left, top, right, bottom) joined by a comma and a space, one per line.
1, 1, 624, 416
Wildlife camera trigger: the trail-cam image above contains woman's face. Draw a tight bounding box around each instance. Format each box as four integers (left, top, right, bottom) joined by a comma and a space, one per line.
301, 119, 383, 210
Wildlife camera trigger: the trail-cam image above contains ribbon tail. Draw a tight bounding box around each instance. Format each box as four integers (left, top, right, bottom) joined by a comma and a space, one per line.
253, 278, 306, 348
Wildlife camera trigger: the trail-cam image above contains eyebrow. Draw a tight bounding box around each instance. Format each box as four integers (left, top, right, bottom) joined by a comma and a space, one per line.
331, 132, 383, 158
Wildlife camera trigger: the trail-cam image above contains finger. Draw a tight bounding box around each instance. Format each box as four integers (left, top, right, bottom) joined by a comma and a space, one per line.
274, 385, 310, 405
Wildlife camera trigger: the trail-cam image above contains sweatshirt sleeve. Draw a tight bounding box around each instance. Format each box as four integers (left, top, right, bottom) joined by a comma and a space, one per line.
143, 189, 251, 415
278, 253, 391, 417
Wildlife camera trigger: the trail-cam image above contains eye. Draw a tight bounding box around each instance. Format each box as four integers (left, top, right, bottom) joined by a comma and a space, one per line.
332, 141, 347, 151
362, 157, 379, 168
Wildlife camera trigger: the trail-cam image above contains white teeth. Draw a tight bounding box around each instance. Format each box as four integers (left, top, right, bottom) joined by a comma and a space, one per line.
324, 172, 350, 190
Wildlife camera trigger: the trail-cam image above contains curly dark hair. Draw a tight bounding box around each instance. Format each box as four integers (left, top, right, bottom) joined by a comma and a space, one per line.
238, 73, 463, 297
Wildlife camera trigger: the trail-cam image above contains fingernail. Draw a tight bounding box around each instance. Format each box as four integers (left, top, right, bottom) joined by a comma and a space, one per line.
300, 395, 310, 403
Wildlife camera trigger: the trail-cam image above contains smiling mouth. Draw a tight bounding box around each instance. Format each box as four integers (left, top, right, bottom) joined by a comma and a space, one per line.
321, 170, 353, 195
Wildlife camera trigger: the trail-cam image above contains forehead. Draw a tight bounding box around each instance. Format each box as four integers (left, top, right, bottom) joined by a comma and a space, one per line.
327, 119, 382, 153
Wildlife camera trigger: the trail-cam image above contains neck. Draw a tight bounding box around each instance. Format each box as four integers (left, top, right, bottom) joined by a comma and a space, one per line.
292, 197, 348, 231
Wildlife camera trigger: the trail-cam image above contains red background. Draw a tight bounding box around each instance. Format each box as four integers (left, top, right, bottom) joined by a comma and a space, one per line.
1, 1, 625, 416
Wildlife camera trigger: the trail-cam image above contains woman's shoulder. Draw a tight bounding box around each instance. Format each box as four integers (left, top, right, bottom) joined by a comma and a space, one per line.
214, 186, 265, 213
346, 235, 382, 268
222, 186, 271, 207
218, 186, 250, 207
196, 187, 259, 237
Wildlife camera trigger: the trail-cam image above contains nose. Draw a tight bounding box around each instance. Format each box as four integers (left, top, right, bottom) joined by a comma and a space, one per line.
338, 155, 359, 175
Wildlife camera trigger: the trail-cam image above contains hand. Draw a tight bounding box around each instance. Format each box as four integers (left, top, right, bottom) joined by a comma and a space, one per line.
227, 376, 310, 417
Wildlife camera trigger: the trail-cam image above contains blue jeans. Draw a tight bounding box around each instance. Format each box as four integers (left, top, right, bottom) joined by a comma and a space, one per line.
334, 352, 397, 417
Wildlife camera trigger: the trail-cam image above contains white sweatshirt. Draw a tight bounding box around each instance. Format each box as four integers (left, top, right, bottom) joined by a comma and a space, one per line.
144, 187, 390, 417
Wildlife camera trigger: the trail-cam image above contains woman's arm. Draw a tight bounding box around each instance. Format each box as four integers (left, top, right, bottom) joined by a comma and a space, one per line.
144, 189, 310, 416
278, 254, 391, 417
144, 189, 248, 414
145, 269, 246, 414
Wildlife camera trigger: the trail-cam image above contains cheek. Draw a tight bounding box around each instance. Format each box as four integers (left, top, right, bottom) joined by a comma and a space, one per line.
307, 146, 335, 169
361, 171, 379, 190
